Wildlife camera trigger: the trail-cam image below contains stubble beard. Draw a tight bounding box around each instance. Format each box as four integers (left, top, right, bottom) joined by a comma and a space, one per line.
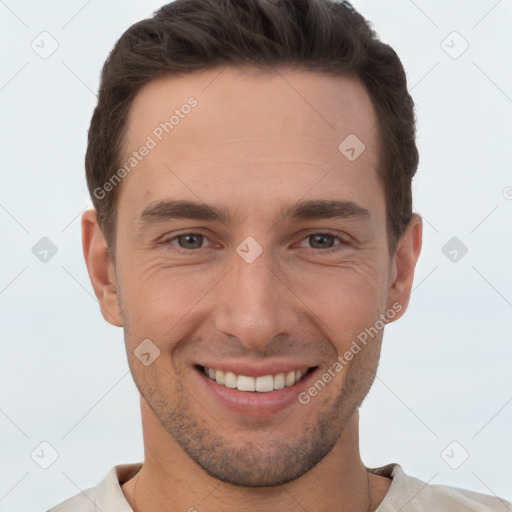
133, 356, 378, 487
119, 294, 381, 487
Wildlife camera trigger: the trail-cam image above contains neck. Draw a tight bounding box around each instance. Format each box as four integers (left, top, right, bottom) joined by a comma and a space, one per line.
122, 397, 390, 512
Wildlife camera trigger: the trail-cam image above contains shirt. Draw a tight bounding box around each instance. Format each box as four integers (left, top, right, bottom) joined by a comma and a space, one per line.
47, 462, 512, 511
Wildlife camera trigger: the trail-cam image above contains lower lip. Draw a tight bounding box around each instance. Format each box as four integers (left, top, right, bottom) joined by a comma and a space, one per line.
193, 366, 317, 417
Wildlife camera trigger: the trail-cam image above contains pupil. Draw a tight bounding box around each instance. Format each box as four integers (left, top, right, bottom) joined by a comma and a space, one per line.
311, 234, 333, 249
181, 234, 202, 249
178, 234, 334, 250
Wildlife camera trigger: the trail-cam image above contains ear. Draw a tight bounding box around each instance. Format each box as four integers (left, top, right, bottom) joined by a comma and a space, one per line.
82, 209, 123, 327
385, 213, 423, 322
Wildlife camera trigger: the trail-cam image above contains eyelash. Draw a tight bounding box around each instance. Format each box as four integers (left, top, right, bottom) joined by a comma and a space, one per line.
162, 231, 349, 254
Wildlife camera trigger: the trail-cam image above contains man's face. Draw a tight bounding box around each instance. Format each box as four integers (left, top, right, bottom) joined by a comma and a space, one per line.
105, 66, 405, 486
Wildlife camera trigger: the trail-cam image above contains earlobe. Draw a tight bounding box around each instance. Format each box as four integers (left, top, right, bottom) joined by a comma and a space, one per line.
82, 209, 123, 327
386, 213, 423, 322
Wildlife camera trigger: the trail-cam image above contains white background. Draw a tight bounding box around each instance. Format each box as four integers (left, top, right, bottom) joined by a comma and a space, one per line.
0, 1, 511, 510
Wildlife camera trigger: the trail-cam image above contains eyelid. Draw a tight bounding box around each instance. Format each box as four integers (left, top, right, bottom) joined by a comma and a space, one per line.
295, 230, 350, 249
163, 230, 215, 249
162, 229, 350, 254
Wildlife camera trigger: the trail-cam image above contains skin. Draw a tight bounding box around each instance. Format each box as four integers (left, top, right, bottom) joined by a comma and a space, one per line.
83, 66, 422, 512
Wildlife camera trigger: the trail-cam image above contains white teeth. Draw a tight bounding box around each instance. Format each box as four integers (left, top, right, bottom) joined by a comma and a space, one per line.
255, 375, 274, 392
224, 371, 237, 389
237, 375, 255, 392
273, 373, 285, 389
202, 366, 310, 392
215, 369, 225, 385
285, 371, 296, 387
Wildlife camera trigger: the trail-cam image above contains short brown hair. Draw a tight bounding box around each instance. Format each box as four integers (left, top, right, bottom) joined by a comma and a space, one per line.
85, 0, 418, 259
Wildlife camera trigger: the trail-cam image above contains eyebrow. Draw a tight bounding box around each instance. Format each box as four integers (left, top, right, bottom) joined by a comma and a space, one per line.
136, 198, 371, 226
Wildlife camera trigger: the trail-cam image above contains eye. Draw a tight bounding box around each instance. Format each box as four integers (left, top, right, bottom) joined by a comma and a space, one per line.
162, 231, 348, 253
166, 233, 212, 251
298, 232, 348, 251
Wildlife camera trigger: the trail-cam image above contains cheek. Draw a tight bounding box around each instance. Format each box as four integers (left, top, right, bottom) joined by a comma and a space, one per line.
289, 261, 387, 336
119, 261, 219, 335
118, 245, 389, 349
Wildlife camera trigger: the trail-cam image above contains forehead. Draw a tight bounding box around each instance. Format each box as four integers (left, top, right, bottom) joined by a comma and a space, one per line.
118, 66, 382, 219
125, 66, 378, 153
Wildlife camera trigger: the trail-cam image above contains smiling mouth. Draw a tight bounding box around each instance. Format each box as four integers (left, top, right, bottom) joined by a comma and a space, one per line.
197, 365, 317, 393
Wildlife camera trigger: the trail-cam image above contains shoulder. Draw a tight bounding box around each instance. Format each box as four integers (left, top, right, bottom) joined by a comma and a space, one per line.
47, 463, 142, 512
369, 463, 512, 512
47, 487, 96, 512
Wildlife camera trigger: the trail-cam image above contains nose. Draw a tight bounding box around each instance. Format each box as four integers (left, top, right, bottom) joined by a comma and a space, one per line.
212, 244, 299, 350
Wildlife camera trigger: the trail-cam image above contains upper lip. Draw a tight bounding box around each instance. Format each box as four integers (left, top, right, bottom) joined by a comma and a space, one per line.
195, 360, 318, 378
